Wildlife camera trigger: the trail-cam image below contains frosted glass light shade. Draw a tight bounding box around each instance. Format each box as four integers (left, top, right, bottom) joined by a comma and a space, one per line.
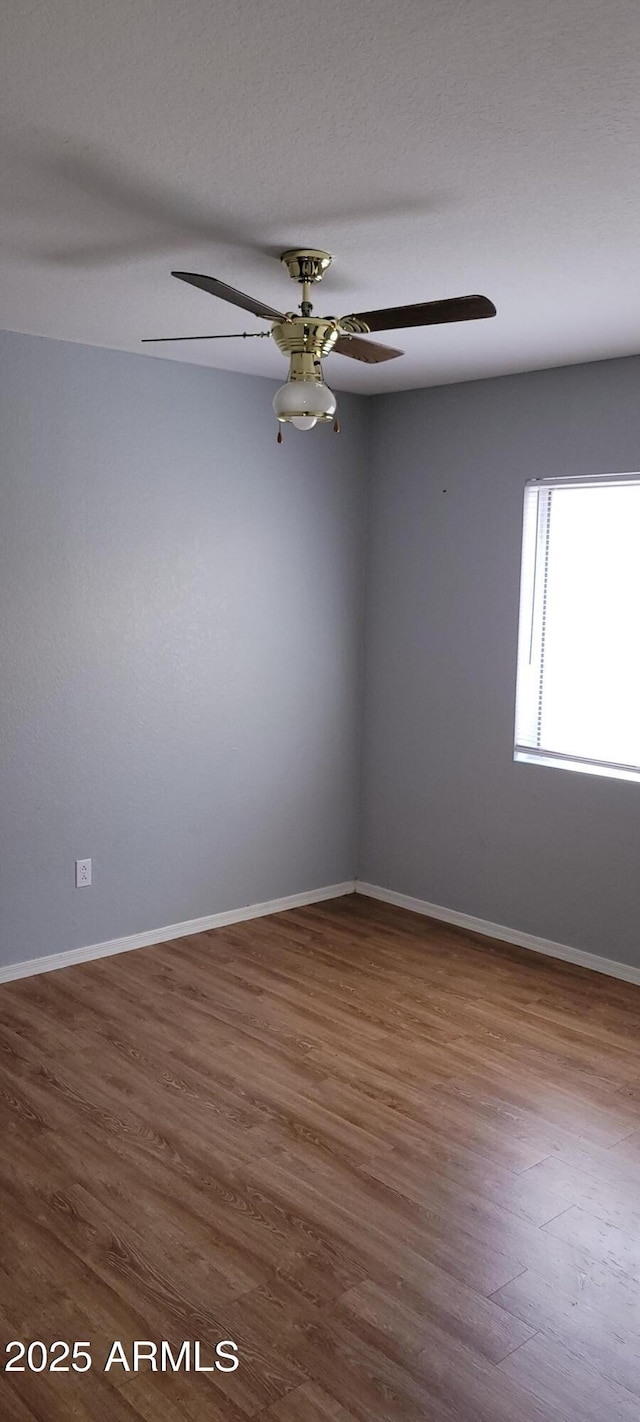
273, 379, 337, 427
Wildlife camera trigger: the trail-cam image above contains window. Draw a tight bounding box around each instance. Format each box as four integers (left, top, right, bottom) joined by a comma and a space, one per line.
514, 474, 640, 783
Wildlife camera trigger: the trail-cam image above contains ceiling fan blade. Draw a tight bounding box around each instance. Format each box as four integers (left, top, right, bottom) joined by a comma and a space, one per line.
172, 271, 285, 322
344, 294, 496, 333
333, 333, 403, 364
141, 331, 270, 343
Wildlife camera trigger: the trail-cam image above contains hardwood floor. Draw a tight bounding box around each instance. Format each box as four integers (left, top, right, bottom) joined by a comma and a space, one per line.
1, 894, 640, 1420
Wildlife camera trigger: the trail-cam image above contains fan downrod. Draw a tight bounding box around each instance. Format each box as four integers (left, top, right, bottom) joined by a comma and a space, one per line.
281, 249, 333, 317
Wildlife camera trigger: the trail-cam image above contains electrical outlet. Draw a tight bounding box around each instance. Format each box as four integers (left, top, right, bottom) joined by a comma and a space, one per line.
75, 858, 92, 888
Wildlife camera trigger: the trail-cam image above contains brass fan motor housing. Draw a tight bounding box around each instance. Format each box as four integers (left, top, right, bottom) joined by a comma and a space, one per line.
271, 317, 340, 374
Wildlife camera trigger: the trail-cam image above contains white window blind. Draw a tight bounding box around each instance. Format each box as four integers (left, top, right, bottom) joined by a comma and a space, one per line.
514, 474, 640, 783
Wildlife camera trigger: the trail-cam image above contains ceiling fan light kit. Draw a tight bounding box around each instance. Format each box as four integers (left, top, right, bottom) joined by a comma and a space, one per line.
272, 372, 337, 431
143, 249, 496, 436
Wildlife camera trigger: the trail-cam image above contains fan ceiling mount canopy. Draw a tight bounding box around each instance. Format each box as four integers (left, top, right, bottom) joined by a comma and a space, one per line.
143, 250, 496, 433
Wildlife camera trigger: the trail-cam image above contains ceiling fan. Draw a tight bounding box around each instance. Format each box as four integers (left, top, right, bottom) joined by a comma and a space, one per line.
143, 250, 496, 435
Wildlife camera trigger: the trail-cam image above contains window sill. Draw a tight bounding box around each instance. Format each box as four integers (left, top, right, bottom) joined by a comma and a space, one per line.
514, 747, 640, 785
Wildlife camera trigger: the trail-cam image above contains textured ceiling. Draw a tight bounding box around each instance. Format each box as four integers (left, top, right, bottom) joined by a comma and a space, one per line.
1, 0, 640, 394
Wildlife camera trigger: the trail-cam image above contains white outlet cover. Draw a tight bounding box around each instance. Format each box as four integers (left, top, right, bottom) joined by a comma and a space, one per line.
75, 858, 92, 888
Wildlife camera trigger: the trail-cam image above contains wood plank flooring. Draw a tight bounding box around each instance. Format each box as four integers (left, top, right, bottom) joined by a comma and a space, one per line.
1, 894, 640, 1420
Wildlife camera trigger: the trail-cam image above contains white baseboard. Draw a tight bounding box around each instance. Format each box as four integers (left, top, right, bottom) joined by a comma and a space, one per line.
355, 881, 640, 987
5, 876, 637, 991
0, 881, 356, 985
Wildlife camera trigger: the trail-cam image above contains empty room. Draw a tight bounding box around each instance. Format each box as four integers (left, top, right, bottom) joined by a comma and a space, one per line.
2, 2, 640, 1419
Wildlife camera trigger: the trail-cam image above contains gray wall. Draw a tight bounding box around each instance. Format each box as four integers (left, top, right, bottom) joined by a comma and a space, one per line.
360, 357, 640, 967
0, 330, 368, 968
3, 330, 639, 974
